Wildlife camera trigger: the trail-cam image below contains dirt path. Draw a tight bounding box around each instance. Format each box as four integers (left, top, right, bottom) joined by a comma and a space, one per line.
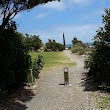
26, 50, 100, 110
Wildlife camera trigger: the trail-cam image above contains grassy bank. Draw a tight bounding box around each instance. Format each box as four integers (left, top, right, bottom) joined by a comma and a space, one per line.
30, 52, 76, 71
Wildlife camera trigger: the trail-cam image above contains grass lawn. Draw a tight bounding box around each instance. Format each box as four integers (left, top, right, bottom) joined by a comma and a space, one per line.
30, 52, 76, 71
97, 96, 110, 110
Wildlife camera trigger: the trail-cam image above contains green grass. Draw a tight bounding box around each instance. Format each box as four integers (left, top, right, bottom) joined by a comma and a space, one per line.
97, 96, 110, 110
30, 52, 76, 71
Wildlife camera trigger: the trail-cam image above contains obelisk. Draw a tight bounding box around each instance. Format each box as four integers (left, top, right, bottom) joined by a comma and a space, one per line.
63, 33, 66, 48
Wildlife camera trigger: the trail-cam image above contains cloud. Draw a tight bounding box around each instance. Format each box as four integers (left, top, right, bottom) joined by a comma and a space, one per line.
27, 24, 101, 44
42, 1, 65, 11
41, 0, 92, 11
34, 13, 48, 19
80, 8, 104, 21
94, 9, 104, 16
68, 0, 91, 5
55, 24, 100, 43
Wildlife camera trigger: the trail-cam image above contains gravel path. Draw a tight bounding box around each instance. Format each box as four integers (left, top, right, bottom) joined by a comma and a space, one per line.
26, 50, 100, 110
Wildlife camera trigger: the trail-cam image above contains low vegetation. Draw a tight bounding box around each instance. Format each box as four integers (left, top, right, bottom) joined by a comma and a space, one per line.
71, 37, 87, 55
45, 39, 65, 51
32, 55, 44, 79
25, 34, 42, 51
30, 52, 76, 71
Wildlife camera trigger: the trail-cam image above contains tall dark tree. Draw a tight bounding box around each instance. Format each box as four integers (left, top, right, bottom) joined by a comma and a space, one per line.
0, 0, 59, 96
0, 26, 32, 91
25, 34, 42, 51
0, 0, 59, 28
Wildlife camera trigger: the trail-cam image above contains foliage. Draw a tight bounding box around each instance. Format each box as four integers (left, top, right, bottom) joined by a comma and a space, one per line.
0, 89, 8, 99
68, 46, 71, 50
72, 37, 82, 44
25, 34, 42, 51
0, 0, 59, 28
84, 9, 110, 90
0, 26, 32, 97
30, 52, 76, 71
45, 39, 65, 51
0, 0, 59, 98
32, 55, 44, 80
71, 37, 85, 55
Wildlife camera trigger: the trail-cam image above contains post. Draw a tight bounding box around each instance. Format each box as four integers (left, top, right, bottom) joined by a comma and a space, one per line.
64, 67, 69, 85
63, 33, 66, 48
27, 69, 33, 86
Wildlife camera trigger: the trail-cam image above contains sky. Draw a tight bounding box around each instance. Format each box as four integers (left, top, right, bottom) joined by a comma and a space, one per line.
14, 0, 110, 44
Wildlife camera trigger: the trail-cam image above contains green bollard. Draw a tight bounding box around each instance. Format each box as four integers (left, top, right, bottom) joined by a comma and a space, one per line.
64, 67, 69, 85
27, 69, 33, 85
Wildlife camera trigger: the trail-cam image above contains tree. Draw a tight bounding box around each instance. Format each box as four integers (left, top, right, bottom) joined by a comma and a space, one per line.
25, 34, 42, 51
32, 35, 42, 50
46, 39, 52, 50
84, 9, 110, 90
71, 37, 85, 55
0, 0, 59, 28
0, 0, 59, 97
72, 37, 82, 45
45, 39, 64, 51
0, 25, 32, 92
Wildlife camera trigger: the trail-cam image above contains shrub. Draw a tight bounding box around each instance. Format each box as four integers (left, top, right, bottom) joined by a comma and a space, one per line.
68, 46, 71, 50
45, 39, 65, 51
85, 44, 110, 83
78, 47, 85, 55
71, 43, 85, 55
84, 9, 110, 91
0, 27, 31, 95
0, 89, 8, 99
32, 55, 44, 80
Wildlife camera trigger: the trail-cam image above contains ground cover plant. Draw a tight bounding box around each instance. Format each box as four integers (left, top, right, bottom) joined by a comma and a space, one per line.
30, 52, 76, 71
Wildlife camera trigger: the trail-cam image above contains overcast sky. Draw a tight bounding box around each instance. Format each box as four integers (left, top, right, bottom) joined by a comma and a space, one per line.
15, 0, 110, 44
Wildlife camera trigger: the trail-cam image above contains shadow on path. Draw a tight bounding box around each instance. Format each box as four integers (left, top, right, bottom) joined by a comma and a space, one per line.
0, 86, 36, 110
79, 72, 99, 92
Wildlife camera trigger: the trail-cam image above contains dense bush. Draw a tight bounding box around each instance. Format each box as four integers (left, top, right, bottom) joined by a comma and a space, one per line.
68, 46, 71, 50
71, 42, 85, 55
45, 39, 65, 51
0, 26, 31, 96
84, 9, 110, 90
32, 55, 44, 80
25, 34, 42, 51
85, 43, 110, 83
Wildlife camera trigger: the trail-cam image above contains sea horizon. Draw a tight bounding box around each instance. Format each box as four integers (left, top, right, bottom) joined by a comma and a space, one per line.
66, 42, 93, 48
